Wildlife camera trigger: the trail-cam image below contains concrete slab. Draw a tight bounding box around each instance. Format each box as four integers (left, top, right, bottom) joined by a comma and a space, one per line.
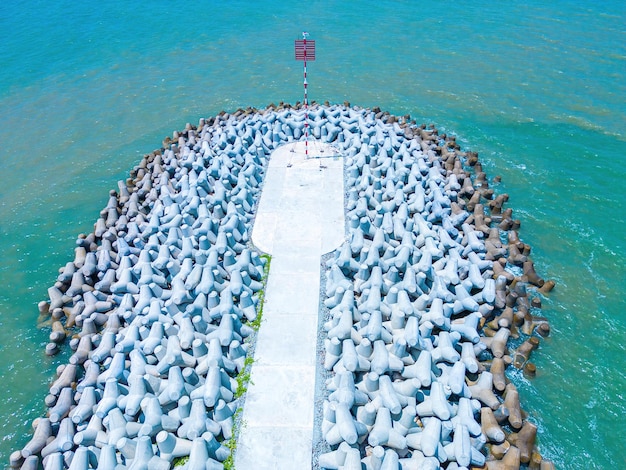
253, 314, 319, 365
243, 364, 315, 427
262, 273, 321, 315
235, 427, 314, 470
236, 141, 344, 469
267, 245, 321, 268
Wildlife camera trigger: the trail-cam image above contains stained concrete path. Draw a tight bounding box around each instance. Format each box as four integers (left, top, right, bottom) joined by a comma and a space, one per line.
235, 141, 344, 469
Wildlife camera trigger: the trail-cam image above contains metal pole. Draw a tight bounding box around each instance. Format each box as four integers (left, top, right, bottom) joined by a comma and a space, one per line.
295, 33, 315, 160
303, 32, 309, 158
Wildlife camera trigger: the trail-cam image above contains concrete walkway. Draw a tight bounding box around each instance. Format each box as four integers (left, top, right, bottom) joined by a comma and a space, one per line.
235, 141, 344, 469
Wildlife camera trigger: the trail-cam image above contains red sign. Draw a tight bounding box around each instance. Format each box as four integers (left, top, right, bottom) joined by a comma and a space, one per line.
295, 39, 316, 61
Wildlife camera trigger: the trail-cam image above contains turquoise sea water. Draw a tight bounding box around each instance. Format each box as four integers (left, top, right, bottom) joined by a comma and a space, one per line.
0, 1, 624, 467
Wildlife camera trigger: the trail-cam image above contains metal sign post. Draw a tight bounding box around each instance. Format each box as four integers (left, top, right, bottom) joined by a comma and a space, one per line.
294, 32, 316, 158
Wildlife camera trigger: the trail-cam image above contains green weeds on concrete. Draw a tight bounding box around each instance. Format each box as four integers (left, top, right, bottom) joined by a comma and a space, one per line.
172, 455, 189, 468
234, 355, 255, 399
249, 253, 271, 331
223, 407, 244, 470
223, 253, 271, 470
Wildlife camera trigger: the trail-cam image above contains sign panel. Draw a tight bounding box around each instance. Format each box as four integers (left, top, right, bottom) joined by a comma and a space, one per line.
295, 39, 316, 61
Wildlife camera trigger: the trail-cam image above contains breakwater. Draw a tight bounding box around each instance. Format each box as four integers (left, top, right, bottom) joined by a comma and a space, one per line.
11, 103, 555, 469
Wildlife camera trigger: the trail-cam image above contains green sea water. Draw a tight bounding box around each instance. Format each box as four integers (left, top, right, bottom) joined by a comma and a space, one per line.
0, 1, 624, 467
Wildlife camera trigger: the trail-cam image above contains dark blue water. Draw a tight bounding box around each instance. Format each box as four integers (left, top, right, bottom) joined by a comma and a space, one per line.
0, 1, 624, 467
